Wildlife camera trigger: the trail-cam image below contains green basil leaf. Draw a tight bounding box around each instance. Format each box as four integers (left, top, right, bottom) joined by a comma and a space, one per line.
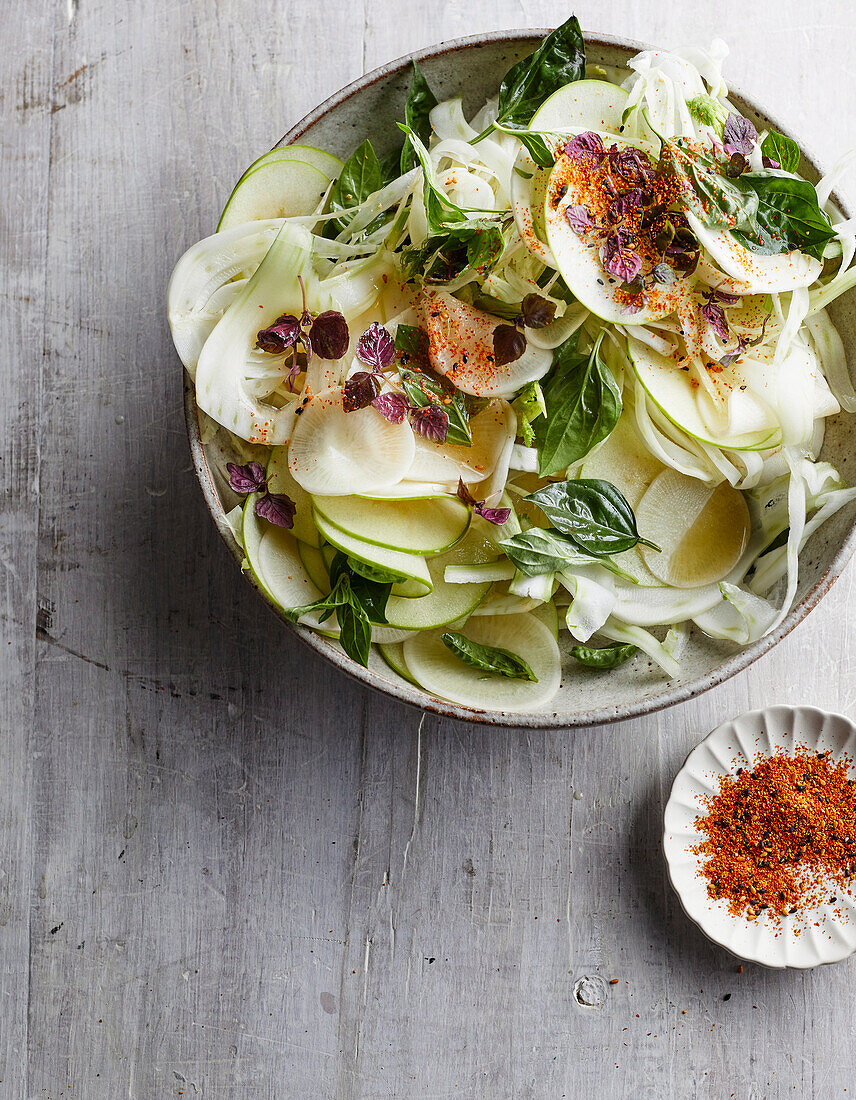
325, 139, 383, 237
338, 601, 372, 666
525, 478, 659, 556
378, 147, 404, 187
400, 367, 472, 446
570, 642, 638, 669
760, 129, 800, 174
500, 527, 599, 576
329, 552, 391, 624
499, 125, 555, 168
441, 631, 538, 682
400, 61, 438, 174
494, 15, 585, 129
394, 323, 430, 368
734, 174, 836, 260
661, 140, 757, 231
403, 222, 505, 283
535, 334, 622, 476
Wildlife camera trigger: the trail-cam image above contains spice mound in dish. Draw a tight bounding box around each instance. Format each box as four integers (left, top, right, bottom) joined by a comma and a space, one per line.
692, 747, 856, 925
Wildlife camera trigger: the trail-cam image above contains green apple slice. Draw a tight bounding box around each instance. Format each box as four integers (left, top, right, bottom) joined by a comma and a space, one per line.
627, 336, 782, 451
297, 540, 330, 592
529, 78, 629, 136
312, 509, 432, 595
378, 642, 417, 684
311, 493, 470, 556
218, 158, 330, 231
402, 613, 561, 712
239, 144, 344, 182
242, 497, 323, 608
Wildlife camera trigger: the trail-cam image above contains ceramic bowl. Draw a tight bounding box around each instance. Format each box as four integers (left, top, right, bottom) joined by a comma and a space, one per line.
664, 705, 856, 968
183, 32, 856, 727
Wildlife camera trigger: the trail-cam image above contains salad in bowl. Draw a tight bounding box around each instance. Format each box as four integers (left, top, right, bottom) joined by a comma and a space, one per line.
168, 17, 856, 715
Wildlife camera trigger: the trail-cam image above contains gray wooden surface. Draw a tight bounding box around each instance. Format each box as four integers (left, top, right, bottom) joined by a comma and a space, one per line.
3, 0, 856, 1096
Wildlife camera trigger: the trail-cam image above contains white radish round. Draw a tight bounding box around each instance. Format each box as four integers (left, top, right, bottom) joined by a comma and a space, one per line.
418, 290, 552, 398
406, 400, 515, 484
402, 613, 561, 711
288, 388, 415, 494
637, 468, 750, 588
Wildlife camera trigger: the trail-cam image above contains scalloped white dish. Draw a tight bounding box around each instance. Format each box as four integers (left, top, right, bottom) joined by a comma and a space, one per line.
664, 705, 856, 968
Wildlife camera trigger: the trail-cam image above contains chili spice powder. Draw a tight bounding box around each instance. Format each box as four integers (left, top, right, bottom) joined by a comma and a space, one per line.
691, 747, 856, 923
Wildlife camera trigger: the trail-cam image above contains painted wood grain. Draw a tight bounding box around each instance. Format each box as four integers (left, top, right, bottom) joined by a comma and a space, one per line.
2, 0, 856, 1096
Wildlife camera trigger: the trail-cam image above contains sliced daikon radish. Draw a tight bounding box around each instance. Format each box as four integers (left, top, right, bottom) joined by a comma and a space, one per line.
242, 498, 322, 610
636, 469, 750, 588
418, 291, 552, 398
219, 158, 331, 230
402, 613, 561, 712
378, 642, 417, 684
266, 446, 320, 546
289, 388, 416, 494
406, 400, 515, 484
312, 494, 470, 555
685, 211, 822, 294
167, 219, 284, 375
195, 223, 336, 444
579, 414, 666, 508
627, 336, 782, 451
312, 510, 431, 595
382, 527, 496, 630
532, 601, 559, 639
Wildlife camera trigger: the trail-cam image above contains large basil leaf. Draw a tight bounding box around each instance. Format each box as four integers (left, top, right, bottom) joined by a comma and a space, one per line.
500, 526, 599, 576
660, 141, 757, 231
329, 552, 391, 625
570, 642, 638, 669
535, 334, 622, 476
325, 139, 382, 237
525, 478, 659, 556
734, 174, 836, 260
760, 129, 800, 174
494, 15, 585, 129
280, 572, 374, 666
400, 61, 438, 174
441, 631, 538, 682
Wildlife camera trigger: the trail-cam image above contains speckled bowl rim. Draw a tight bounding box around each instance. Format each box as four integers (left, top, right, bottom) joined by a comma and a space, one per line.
183, 29, 856, 728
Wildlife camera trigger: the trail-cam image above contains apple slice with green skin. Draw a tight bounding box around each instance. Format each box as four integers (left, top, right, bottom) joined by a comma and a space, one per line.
378, 641, 417, 684
297, 540, 330, 593
627, 336, 783, 451
312, 509, 432, 596
234, 144, 344, 186
382, 526, 497, 630
266, 446, 320, 547
242, 497, 323, 611
357, 482, 457, 500
218, 158, 331, 231
311, 493, 470, 556
402, 613, 561, 712
685, 211, 822, 294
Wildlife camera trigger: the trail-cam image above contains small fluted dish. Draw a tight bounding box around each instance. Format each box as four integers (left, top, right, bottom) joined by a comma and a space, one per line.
664, 705, 856, 968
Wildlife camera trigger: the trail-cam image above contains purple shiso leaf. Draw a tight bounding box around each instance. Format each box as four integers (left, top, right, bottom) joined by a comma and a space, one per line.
723, 113, 757, 157
563, 131, 605, 164
711, 288, 741, 305
700, 299, 730, 341
600, 235, 642, 283
456, 480, 510, 525
342, 371, 382, 412
227, 461, 267, 494
564, 204, 596, 233
254, 492, 296, 529
256, 314, 301, 354
608, 188, 642, 222
356, 321, 396, 371
372, 391, 410, 423
521, 293, 557, 329
285, 358, 303, 393
493, 324, 527, 367
608, 145, 655, 183
308, 310, 350, 360
725, 151, 748, 178
762, 154, 781, 169
475, 503, 511, 526
410, 404, 448, 443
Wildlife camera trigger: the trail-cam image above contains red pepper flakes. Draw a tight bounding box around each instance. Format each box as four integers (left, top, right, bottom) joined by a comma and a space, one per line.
692, 747, 856, 923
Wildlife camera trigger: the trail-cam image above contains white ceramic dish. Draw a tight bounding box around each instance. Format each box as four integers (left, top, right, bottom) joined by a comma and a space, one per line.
664, 705, 856, 968
183, 32, 856, 727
